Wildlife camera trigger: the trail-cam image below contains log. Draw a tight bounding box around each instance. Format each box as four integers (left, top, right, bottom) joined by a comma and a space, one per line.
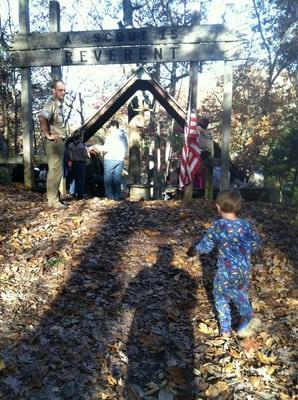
11, 24, 245, 51
11, 42, 246, 68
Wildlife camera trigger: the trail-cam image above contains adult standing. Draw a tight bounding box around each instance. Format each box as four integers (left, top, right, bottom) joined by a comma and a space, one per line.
68, 131, 91, 200
94, 120, 128, 200
39, 80, 68, 209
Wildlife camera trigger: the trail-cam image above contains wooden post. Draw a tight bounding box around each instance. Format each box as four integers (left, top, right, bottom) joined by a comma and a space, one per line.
220, 60, 233, 190
204, 166, 213, 199
153, 117, 162, 199
50, 1, 62, 80
183, 2, 200, 203
128, 118, 141, 184
19, 0, 33, 189
183, 64, 198, 203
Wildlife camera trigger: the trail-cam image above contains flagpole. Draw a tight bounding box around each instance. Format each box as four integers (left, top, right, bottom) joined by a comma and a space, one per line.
183, 2, 200, 203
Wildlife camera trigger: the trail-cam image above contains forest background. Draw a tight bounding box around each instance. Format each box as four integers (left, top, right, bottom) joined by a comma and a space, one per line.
0, 0, 297, 202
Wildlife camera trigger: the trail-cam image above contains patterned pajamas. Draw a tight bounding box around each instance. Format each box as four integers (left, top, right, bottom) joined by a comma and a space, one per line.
195, 219, 261, 334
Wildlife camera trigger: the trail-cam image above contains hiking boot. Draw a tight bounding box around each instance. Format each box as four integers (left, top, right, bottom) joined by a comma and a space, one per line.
237, 317, 261, 338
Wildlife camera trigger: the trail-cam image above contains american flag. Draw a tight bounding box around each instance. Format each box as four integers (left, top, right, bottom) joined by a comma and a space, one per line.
179, 106, 202, 189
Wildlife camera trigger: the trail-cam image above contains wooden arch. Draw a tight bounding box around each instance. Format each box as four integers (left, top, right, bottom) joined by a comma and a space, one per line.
14, 0, 244, 192
73, 67, 186, 143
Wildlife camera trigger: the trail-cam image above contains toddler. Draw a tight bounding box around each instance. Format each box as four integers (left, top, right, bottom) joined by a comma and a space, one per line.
193, 189, 261, 337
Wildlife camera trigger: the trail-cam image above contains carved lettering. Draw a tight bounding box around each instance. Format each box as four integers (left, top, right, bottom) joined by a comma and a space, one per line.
124, 48, 132, 61
94, 33, 101, 42
65, 50, 73, 64
160, 29, 166, 40
105, 33, 112, 42
154, 47, 162, 60
64, 34, 71, 45
170, 47, 178, 59
139, 47, 148, 61
128, 31, 136, 41
109, 49, 116, 61
171, 29, 178, 40
141, 30, 146, 41
93, 49, 102, 61
116, 31, 124, 41
80, 50, 87, 62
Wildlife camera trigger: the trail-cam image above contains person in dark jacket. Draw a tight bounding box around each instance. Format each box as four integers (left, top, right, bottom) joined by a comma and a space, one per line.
68, 132, 91, 200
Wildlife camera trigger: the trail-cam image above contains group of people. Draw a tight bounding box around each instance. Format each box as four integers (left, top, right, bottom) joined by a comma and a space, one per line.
40, 80, 262, 339
39, 80, 128, 209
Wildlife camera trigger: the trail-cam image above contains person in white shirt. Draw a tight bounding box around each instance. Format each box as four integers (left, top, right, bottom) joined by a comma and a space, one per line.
248, 166, 264, 188
93, 120, 128, 200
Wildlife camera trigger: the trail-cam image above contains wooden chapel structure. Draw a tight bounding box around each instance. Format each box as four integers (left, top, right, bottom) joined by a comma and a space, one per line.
9, 0, 246, 198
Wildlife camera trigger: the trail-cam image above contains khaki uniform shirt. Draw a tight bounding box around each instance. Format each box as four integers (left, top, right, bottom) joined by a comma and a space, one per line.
40, 96, 67, 139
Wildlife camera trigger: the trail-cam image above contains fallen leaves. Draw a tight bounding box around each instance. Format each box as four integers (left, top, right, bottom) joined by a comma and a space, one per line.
198, 322, 215, 335
240, 337, 261, 353
205, 381, 230, 398
0, 184, 296, 399
257, 352, 277, 365
229, 348, 242, 359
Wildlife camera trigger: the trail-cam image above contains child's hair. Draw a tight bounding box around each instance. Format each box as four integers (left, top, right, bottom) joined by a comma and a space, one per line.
216, 189, 241, 213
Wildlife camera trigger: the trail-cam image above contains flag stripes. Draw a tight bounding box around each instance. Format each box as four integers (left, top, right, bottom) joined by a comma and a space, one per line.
179, 108, 202, 189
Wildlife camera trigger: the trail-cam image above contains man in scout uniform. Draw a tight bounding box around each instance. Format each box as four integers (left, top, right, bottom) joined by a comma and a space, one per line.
39, 80, 68, 209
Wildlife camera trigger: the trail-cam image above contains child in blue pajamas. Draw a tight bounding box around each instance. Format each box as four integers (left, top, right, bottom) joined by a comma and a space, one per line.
194, 190, 261, 337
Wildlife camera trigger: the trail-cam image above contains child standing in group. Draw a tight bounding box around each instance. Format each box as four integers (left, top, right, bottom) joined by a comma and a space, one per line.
68, 131, 91, 200
193, 189, 261, 337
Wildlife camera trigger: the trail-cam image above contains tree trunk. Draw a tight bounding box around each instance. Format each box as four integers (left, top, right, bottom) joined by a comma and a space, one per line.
78, 92, 85, 125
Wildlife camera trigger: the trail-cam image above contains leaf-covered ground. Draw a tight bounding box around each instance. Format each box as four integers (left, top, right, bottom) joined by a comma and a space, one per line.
0, 184, 297, 400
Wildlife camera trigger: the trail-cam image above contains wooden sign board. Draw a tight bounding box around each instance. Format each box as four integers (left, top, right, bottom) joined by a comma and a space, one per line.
11, 24, 244, 51
11, 42, 245, 67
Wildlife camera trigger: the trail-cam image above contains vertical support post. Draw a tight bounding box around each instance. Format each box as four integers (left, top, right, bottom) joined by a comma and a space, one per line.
50, 1, 62, 80
183, 62, 198, 203
153, 116, 162, 199
128, 119, 141, 184
204, 166, 213, 199
184, 1, 200, 203
19, 0, 33, 189
220, 60, 233, 190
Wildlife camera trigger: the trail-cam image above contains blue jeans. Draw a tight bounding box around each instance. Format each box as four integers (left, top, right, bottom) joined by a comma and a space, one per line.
72, 161, 86, 198
104, 160, 124, 200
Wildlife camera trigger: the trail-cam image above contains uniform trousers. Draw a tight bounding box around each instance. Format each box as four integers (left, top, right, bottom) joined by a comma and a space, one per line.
45, 138, 65, 206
